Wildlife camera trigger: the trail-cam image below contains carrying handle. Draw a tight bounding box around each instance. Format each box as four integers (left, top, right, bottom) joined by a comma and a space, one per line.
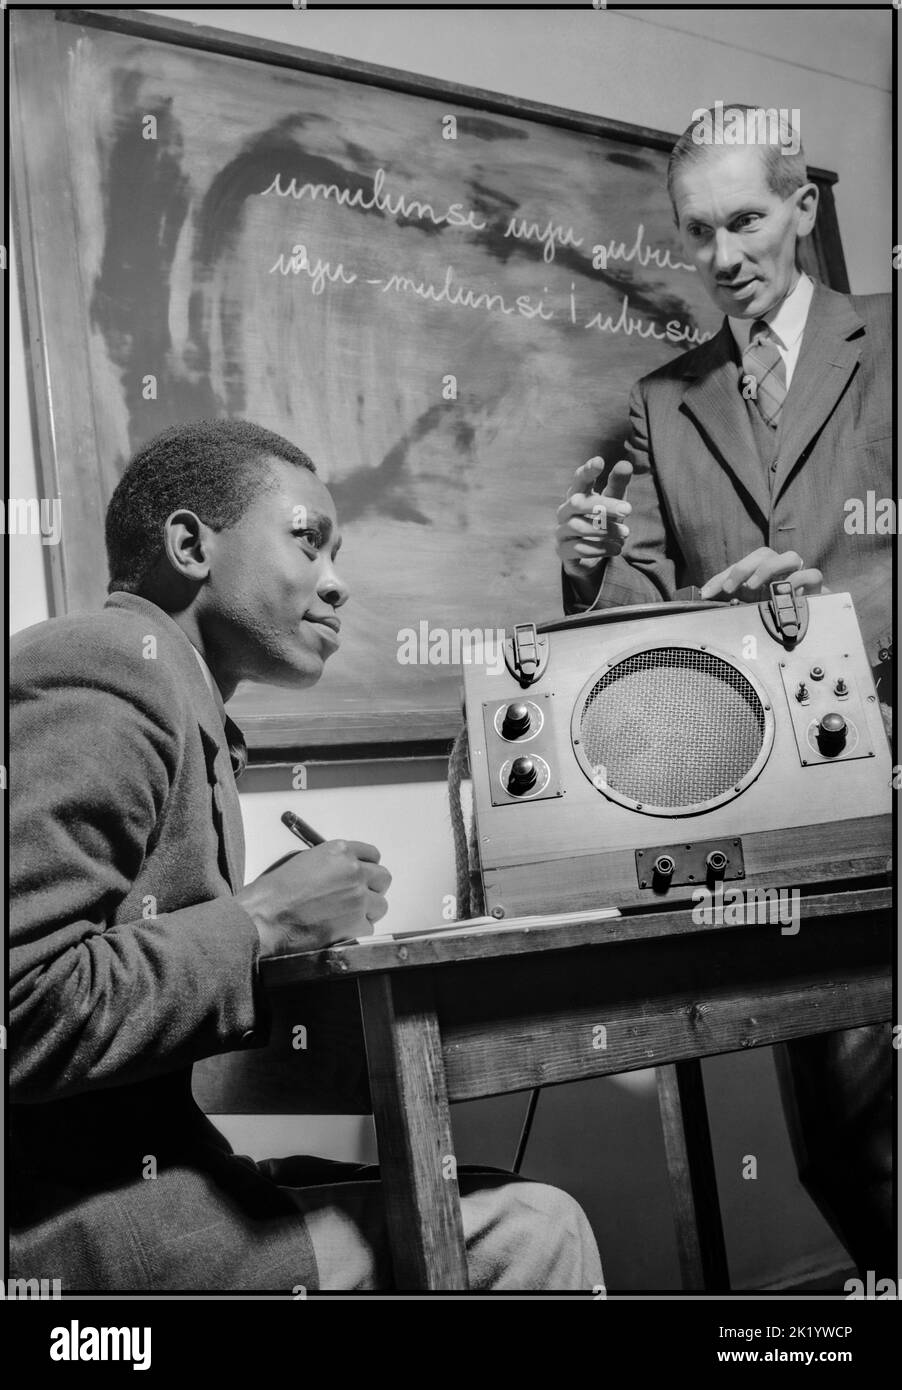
538, 595, 731, 635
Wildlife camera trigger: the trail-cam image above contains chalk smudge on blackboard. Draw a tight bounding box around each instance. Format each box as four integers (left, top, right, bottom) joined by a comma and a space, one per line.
605, 151, 658, 173
455, 117, 530, 142
466, 180, 520, 220
454, 421, 476, 451
328, 402, 464, 526
90, 71, 217, 456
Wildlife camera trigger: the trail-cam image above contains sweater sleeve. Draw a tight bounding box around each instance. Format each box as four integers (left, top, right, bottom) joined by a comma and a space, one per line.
9, 630, 269, 1104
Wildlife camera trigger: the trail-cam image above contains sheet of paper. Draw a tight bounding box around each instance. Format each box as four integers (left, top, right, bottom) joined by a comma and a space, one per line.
353, 905, 620, 945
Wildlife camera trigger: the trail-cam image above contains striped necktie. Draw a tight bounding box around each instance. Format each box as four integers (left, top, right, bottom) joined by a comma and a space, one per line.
741, 319, 786, 428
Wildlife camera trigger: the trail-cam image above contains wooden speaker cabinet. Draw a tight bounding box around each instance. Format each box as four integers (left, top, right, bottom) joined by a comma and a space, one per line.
462, 592, 892, 918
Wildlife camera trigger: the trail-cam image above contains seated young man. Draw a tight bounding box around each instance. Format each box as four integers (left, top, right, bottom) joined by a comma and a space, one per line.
9, 418, 602, 1293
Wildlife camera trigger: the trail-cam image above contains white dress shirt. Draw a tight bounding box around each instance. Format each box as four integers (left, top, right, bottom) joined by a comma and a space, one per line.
728, 272, 815, 389
191, 644, 227, 726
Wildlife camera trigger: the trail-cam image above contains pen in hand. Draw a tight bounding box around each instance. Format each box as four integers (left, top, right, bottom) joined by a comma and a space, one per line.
281, 810, 325, 848
261, 811, 391, 948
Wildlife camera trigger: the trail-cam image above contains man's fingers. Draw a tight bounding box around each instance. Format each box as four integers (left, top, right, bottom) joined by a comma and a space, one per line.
564, 537, 626, 562
365, 863, 393, 894
566, 457, 606, 499
556, 495, 631, 524
559, 540, 606, 565
787, 567, 824, 594
364, 891, 390, 924
569, 539, 624, 559
340, 840, 383, 864
578, 544, 619, 561
699, 567, 733, 600
700, 548, 777, 598
740, 552, 806, 591
599, 460, 633, 500
557, 530, 627, 564
556, 516, 629, 541
701, 550, 823, 600
738, 550, 798, 587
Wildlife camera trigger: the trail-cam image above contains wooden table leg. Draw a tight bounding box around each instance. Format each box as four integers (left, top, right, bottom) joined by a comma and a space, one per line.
358, 972, 469, 1290
656, 1059, 730, 1291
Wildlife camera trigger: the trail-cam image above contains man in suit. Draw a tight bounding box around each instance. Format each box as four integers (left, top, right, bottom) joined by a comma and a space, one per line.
555, 106, 893, 1278
10, 417, 603, 1292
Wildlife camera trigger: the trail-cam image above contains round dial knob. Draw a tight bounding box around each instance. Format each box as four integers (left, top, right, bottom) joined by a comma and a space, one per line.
817, 711, 847, 757
502, 702, 531, 739
507, 756, 538, 795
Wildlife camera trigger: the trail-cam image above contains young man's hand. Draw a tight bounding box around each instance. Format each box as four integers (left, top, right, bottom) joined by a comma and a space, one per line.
237, 840, 392, 955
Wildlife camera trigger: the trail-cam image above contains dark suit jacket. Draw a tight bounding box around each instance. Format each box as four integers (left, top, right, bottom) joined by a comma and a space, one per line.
9, 592, 317, 1290
562, 282, 894, 1272
565, 283, 892, 671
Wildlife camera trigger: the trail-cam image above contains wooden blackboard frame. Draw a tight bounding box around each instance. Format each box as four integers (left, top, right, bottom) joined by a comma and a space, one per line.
10, 5, 850, 760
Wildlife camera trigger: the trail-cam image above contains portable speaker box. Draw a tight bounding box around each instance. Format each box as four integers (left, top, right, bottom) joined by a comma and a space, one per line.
462, 592, 892, 918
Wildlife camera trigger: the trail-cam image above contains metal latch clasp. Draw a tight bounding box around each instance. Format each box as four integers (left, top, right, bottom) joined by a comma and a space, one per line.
504, 622, 549, 687
761, 580, 809, 646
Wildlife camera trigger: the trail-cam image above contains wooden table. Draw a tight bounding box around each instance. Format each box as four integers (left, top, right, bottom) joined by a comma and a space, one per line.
260, 883, 892, 1291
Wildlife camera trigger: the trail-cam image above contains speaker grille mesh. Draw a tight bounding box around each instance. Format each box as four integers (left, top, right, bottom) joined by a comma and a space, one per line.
579, 647, 766, 809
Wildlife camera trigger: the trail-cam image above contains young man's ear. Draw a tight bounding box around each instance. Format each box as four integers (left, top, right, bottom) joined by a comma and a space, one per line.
163, 510, 212, 582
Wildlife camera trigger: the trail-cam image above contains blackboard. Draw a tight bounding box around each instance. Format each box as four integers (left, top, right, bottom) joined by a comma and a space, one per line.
10, 7, 849, 754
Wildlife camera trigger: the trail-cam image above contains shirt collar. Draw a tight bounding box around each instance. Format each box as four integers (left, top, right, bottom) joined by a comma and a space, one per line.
190, 645, 248, 780
728, 272, 814, 354
191, 645, 227, 726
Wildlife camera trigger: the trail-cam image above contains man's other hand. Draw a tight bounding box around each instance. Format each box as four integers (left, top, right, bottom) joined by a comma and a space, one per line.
556, 458, 633, 602
237, 840, 392, 957
700, 548, 825, 602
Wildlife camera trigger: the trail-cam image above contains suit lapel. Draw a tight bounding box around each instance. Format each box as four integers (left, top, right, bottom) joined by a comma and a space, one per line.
680, 323, 772, 521
771, 284, 864, 501
185, 678, 247, 896
103, 592, 247, 894
199, 726, 247, 894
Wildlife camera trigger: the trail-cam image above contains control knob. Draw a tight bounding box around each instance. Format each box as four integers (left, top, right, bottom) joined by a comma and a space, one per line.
816, 711, 847, 757
501, 702, 531, 739
507, 756, 538, 796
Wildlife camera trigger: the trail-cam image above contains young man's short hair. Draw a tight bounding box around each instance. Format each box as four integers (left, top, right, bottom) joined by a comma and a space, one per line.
105, 418, 315, 594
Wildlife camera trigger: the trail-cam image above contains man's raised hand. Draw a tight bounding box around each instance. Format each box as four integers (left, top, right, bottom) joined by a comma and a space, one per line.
556, 457, 633, 602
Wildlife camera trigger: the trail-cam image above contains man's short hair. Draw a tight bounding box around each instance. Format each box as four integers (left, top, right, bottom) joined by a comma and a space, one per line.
667, 103, 808, 219
105, 418, 315, 594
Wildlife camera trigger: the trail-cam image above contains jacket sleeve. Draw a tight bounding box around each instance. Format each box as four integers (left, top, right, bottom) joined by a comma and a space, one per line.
9, 632, 268, 1104
563, 379, 683, 615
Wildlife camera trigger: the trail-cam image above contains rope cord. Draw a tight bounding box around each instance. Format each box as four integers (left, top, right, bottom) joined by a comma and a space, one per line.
448, 724, 479, 918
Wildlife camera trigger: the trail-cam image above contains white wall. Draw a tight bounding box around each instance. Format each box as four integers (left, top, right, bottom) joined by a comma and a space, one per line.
8, 4, 891, 1291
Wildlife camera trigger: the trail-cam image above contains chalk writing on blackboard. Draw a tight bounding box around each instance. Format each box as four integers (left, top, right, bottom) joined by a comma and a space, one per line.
269, 242, 711, 345
262, 166, 695, 269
